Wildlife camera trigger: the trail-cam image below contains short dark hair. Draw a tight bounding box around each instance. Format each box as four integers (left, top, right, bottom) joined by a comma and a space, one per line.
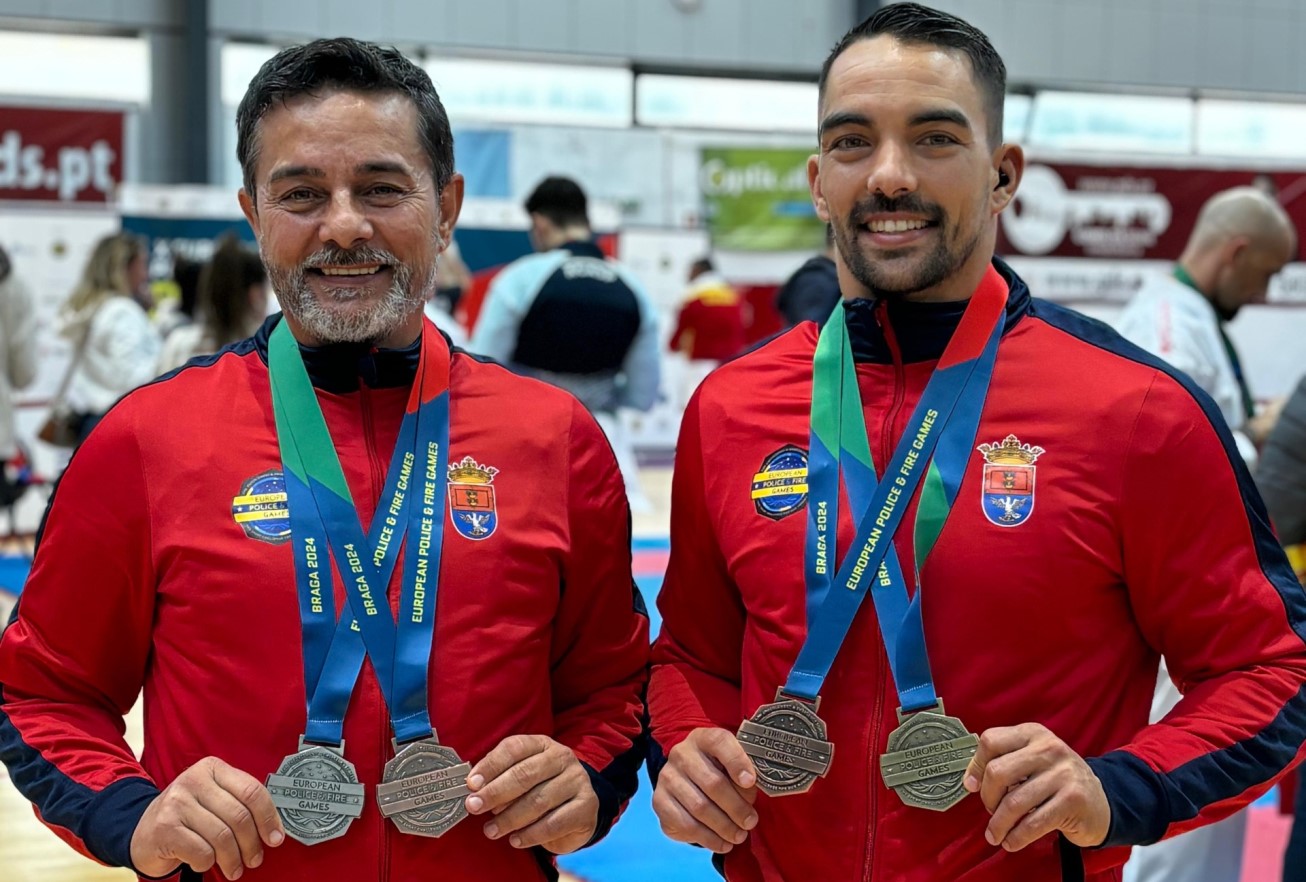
236, 38, 454, 199
819, 2, 1006, 146
690, 257, 714, 276
524, 176, 589, 228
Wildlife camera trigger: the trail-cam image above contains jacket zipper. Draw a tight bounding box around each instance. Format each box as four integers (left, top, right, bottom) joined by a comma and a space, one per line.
359, 385, 394, 881
864, 302, 905, 882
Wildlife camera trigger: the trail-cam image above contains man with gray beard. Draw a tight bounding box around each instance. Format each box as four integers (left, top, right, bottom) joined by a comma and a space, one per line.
0, 38, 649, 882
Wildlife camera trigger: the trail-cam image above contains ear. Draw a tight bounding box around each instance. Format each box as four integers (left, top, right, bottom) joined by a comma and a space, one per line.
808, 153, 830, 223
1224, 235, 1250, 265
437, 173, 465, 249
238, 188, 261, 241
989, 143, 1025, 215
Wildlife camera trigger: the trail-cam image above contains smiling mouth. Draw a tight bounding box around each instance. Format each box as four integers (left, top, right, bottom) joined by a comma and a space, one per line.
314, 265, 387, 277
863, 218, 935, 234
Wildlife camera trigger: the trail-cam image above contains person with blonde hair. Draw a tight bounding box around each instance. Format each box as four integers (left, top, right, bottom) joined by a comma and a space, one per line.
56, 231, 161, 442
157, 234, 268, 372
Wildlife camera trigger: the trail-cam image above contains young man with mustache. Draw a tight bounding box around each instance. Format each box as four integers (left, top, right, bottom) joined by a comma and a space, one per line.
648, 5, 1306, 880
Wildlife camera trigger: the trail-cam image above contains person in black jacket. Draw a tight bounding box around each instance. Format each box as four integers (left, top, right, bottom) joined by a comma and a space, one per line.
775, 223, 840, 328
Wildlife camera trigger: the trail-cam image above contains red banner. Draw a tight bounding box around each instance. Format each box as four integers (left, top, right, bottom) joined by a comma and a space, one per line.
998, 162, 1306, 260
0, 105, 124, 203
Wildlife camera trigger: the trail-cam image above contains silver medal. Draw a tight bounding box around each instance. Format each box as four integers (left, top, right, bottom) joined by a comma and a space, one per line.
376, 737, 472, 837
266, 738, 366, 845
879, 700, 979, 811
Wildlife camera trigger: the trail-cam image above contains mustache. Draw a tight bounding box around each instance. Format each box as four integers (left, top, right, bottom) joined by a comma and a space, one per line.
851, 194, 942, 220
300, 245, 399, 269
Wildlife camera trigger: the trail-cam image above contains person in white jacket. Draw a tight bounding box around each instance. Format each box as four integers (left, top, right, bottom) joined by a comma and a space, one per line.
57, 233, 161, 443
1117, 186, 1295, 467
0, 245, 37, 462
1116, 186, 1297, 882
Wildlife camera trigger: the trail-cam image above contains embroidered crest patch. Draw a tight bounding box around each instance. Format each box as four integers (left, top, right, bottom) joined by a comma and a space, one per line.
448, 456, 499, 540
752, 445, 809, 521
232, 470, 291, 544
977, 435, 1044, 527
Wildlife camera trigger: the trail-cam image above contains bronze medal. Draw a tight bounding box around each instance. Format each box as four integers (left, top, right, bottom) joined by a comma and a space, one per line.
266, 739, 366, 845
879, 700, 978, 811
376, 737, 472, 837
736, 690, 833, 796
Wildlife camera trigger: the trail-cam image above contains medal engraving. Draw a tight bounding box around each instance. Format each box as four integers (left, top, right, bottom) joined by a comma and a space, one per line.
266, 740, 366, 845
879, 700, 979, 811
377, 738, 472, 837
736, 691, 833, 796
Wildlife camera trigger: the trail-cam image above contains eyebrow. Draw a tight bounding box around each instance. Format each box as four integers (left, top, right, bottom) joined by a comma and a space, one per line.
909, 108, 972, 131
819, 111, 870, 138
266, 161, 415, 186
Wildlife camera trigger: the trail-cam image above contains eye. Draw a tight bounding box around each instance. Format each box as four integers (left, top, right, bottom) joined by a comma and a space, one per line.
368, 184, 402, 196
830, 134, 870, 151
921, 133, 958, 147
282, 188, 318, 202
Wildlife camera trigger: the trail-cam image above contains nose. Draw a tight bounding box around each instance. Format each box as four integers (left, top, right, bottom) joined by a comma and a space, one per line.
318, 188, 374, 250
865, 140, 917, 200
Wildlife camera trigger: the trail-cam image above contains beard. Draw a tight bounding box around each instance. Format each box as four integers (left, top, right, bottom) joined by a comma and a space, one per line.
836, 193, 983, 298
264, 235, 442, 344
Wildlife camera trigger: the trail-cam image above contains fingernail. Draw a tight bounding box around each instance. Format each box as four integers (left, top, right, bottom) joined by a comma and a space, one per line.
733, 830, 748, 844
739, 771, 756, 788
468, 774, 485, 790
963, 775, 978, 793
231, 871, 243, 881
485, 821, 500, 839
269, 830, 284, 847
467, 795, 484, 813
743, 813, 758, 830
250, 853, 263, 868
985, 829, 997, 846
509, 835, 523, 848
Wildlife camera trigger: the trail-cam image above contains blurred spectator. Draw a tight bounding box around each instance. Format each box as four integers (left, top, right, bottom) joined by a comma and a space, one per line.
0, 244, 37, 483
776, 223, 841, 328
1264, 377, 1306, 882
153, 255, 204, 339
670, 257, 747, 361
424, 237, 470, 348
1117, 186, 1296, 467
1119, 186, 1297, 882
433, 237, 472, 316
56, 232, 162, 443
470, 175, 659, 510
157, 235, 268, 373
1260, 375, 1306, 557
669, 256, 747, 408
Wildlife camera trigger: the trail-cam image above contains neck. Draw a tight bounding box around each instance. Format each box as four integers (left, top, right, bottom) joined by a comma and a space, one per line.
1175, 258, 1214, 301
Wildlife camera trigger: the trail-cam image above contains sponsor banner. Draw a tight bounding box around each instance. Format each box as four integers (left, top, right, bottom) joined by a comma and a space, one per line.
700, 147, 824, 252
0, 105, 124, 203
1004, 257, 1306, 305
999, 162, 1306, 261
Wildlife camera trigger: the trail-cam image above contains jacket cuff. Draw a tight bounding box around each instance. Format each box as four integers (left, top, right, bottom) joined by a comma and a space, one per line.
83, 777, 162, 871
1085, 751, 1170, 847
579, 761, 622, 848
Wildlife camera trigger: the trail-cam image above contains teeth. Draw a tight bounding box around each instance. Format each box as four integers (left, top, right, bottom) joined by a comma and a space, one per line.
320, 266, 381, 276
868, 219, 928, 233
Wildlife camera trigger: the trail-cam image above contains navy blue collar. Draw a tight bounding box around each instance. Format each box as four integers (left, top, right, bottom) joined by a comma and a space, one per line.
844, 257, 1030, 364
559, 239, 604, 260
253, 315, 421, 393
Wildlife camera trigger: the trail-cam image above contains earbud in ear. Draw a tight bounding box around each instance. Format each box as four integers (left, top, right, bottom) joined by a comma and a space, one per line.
996, 171, 1010, 189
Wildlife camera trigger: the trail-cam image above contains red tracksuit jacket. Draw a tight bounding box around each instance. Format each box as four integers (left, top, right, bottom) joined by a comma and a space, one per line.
648, 260, 1306, 882
0, 316, 649, 881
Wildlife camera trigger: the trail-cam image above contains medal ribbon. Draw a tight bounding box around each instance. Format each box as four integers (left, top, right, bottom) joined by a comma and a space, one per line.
270, 319, 451, 745
787, 267, 1007, 712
